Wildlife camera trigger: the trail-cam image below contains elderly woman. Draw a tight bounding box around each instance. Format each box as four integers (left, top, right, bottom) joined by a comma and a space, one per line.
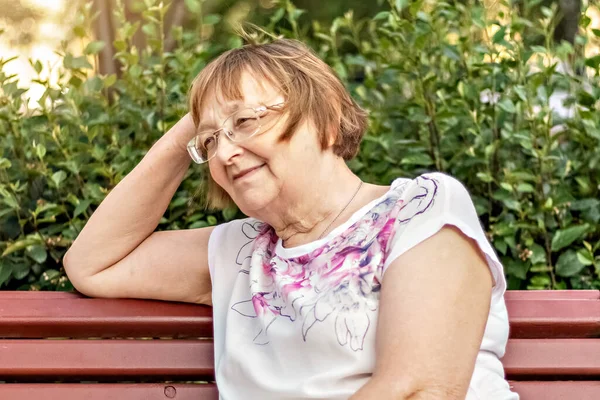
63, 39, 519, 400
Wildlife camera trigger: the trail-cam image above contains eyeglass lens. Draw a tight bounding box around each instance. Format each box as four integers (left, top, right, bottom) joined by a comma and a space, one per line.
194, 108, 261, 161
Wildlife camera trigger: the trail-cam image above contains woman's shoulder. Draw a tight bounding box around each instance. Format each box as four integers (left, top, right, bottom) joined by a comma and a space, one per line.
388, 172, 474, 213
383, 172, 506, 293
391, 171, 470, 194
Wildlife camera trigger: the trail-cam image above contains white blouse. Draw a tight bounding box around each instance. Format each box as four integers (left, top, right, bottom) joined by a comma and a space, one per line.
208, 172, 519, 399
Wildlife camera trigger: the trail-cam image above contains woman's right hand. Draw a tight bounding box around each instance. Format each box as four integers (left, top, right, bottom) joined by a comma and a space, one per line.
165, 113, 199, 158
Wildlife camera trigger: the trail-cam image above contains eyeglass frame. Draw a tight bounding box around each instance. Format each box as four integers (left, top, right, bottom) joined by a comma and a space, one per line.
187, 102, 285, 164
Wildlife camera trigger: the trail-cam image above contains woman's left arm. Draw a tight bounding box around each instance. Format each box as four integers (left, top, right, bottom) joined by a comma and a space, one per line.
351, 225, 493, 400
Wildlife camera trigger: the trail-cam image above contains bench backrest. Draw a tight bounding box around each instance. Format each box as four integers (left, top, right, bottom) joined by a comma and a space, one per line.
0, 290, 599, 399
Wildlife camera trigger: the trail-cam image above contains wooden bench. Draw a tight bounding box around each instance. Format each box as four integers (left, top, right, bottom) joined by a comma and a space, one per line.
0, 290, 598, 399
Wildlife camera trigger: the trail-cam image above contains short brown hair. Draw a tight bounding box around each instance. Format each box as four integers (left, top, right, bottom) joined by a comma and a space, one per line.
188, 39, 368, 209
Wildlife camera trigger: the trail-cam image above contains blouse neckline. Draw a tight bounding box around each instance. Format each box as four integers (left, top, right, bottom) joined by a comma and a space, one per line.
274, 178, 408, 259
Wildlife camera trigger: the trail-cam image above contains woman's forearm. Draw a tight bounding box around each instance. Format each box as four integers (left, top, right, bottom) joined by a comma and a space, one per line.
63, 115, 196, 281
350, 377, 464, 400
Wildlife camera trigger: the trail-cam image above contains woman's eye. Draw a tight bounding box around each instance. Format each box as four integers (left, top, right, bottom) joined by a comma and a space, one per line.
202, 136, 216, 149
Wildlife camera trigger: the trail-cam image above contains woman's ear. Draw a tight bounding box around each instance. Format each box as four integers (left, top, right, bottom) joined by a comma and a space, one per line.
327, 130, 337, 148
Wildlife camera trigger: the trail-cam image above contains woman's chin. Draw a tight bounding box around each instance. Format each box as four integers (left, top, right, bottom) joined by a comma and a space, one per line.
235, 193, 274, 217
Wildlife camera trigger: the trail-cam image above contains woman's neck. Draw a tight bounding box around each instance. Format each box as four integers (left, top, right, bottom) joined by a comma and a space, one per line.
252, 159, 363, 248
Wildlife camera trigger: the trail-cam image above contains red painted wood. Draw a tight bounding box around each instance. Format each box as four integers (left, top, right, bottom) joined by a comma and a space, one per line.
0, 384, 218, 400
0, 291, 85, 299
509, 381, 600, 400
2, 289, 600, 398
3, 289, 597, 300
503, 339, 600, 378
505, 290, 600, 300
0, 295, 213, 338
506, 299, 600, 338
0, 340, 214, 380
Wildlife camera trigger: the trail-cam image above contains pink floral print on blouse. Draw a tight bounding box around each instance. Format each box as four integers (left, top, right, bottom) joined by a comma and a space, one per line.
231, 175, 439, 351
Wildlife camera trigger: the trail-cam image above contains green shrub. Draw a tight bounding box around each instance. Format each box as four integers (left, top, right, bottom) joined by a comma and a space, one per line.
1, 0, 599, 291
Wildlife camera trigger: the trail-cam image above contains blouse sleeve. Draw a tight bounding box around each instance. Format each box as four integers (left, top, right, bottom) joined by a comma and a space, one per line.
207, 222, 226, 287
383, 172, 506, 295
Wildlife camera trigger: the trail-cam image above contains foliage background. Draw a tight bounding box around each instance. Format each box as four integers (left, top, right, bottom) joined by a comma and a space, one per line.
1, 0, 599, 291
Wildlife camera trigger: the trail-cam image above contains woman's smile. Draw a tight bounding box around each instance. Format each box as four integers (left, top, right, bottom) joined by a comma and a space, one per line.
232, 163, 265, 182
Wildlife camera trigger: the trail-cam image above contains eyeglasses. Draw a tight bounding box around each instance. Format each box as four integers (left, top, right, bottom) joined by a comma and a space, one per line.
187, 103, 284, 164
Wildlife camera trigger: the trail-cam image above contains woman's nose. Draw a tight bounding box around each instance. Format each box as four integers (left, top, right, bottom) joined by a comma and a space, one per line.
215, 132, 244, 162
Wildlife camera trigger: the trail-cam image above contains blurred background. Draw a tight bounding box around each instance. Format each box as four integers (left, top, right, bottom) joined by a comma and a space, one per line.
2, 0, 386, 103
1, 0, 600, 292
2, 0, 599, 104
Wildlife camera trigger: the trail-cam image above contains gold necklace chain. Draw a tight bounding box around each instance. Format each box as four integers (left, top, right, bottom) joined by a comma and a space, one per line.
317, 180, 363, 240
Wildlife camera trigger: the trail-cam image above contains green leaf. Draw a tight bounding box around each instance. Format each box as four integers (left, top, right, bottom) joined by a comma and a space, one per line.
114, 39, 126, 51
494, 239, 508, 255
51, 171, 67, 188
84, 41, 106, 55
73, 199, 92, 218
492, 26, 506, 44
516, 183, 535, 193
528, 274, 551, 289
505, 259, 529, 279
36, 143, 46, 160
585, 55, 600, 69
188, 220, 208, 229
2, 193, 19, 209
26, 245, 48, 264
394, 0, 409, 11
184, 0, 201, 13
400, 153, 432, 166
555, 249, 586, 277
222, 207, 238, 222
373, 11, 390, 21
416, 11, 430, 23
530, 243, 547, 265
0, 262, 12, 287
551, 224, 590, 252
570, 199, 600, 210
513, 85, 527, 102
129, 64, 143, 78
0, 157, 11, 169
207, 215, 217, 226
41, 269, 60, 282
142, 23, 157, 37
576, 249, 594, 266
498, 98, 516, 113
476, 172, 493, 183
73, 25, 87, 38
103, 74, 117, 88
270, 8, 285, 24
33, 60, 43, 74
11, 263, 29, 280
203, 14, 221, 25
64, 54, 93, 70
531, 45, 547, 53
2, 237, 43, 256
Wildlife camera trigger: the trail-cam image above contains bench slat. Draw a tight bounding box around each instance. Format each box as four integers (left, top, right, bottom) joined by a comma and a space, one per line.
506, 299, 600, 338
505, 290, 600, 300
0, 292, 85, 300
0, 384, 218, 400
509, 381, 600, 400
4, 291, 599, 339
503, 339, 600, 378
0, 295, 212, 338
0, 340, 214, 380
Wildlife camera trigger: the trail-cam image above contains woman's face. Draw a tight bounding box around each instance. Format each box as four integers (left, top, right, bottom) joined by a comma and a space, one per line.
199, 72, 329, 216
